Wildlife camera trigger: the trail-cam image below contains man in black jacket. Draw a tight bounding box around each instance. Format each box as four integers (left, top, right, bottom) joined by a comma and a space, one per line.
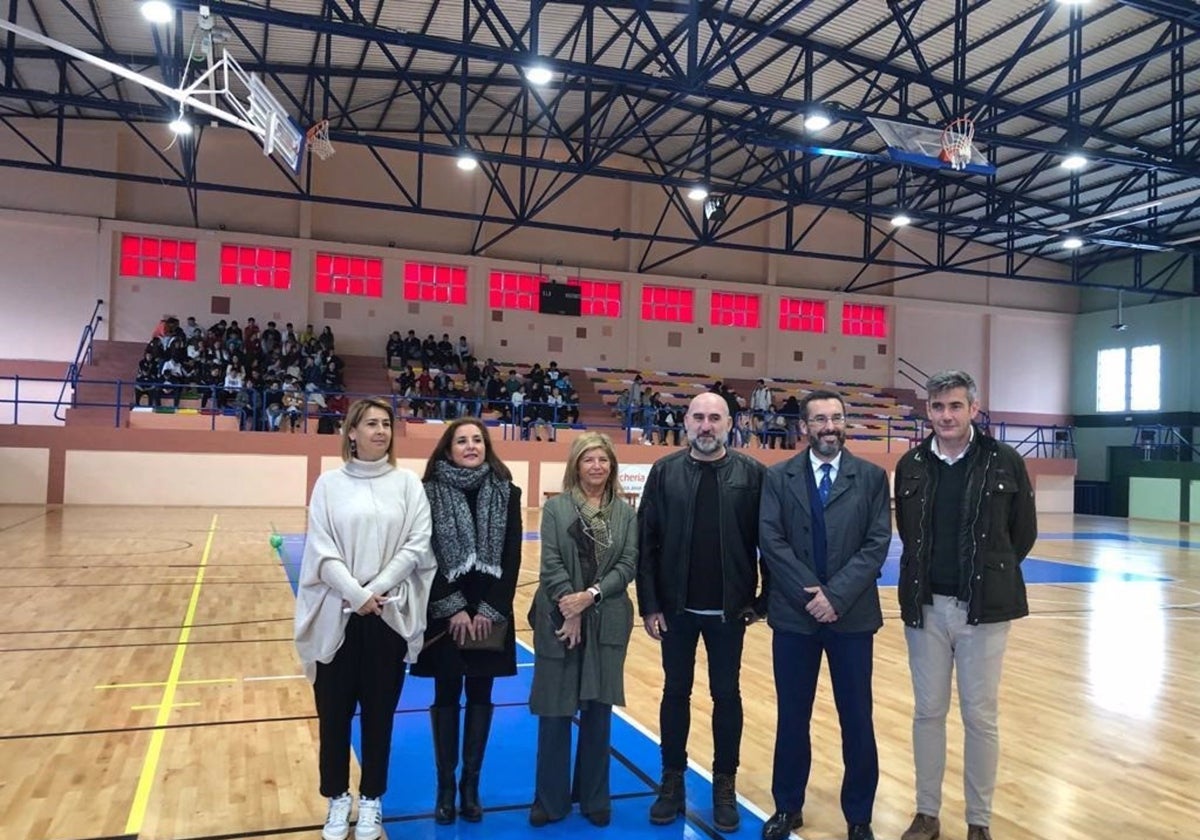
894, 370, 1037, 840
637, 391, 767, 834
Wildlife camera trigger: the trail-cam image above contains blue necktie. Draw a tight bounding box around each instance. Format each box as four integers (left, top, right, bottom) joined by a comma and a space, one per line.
818, 463, 833, 504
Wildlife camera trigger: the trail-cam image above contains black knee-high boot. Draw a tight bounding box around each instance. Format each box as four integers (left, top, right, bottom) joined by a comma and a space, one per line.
459, 703, 494, 822
430, 706, 460, 824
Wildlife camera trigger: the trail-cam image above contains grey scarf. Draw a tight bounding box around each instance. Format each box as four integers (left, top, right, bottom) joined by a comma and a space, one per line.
425, 459, 510, 582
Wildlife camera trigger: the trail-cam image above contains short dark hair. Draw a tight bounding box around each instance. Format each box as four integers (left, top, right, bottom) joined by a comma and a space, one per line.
925, 370, 977, 403
422, 418, 511, 482
799, 389, 845, 421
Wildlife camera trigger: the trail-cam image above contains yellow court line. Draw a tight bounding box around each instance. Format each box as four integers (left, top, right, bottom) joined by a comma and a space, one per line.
124, 513, 218, 836
131, 702, 201, 711
95, 677, 237, 690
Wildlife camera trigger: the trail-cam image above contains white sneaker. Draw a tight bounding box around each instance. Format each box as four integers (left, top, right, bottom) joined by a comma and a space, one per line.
355, 795, 383, 840
322, 793, 352, 840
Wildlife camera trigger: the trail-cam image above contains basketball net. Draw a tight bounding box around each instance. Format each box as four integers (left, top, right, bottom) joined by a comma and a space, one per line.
306, 119, 335, 161
939, 116, 975, 171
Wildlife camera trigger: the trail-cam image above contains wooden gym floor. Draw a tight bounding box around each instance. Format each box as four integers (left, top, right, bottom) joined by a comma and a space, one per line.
0, 504, 1195, 840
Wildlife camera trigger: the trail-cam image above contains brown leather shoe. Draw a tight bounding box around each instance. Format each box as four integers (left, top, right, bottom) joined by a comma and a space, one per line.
902, 813, 941, 840
967, 826, 993, 840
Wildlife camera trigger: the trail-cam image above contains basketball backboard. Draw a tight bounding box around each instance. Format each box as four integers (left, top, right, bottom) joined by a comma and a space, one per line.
868, 116, 996, 176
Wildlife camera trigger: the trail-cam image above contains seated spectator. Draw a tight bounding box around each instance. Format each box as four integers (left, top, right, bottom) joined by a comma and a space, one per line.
386, 331, 403, 369
455, 335, 471, 367
208, 319, 228, 342
243, 317, 260, 346
134, 351, 160, 407
263, 378, 285, 432
437, 333, 454, 369
732, 412, 754, 448
222, 362, 246, 407
658, 400, 681, 446
463, 356, 481, 385
261, 321, 282, 355
481, 357, 499, 380
557, 370, 572, 393
547, 387, 565, 423
300, 324, 315, 345
403, 330, 422, 367
510, 384, 527, 428
281, 378, 305, 432
283, 323, 299, 346
320, 360, 343, 392
159, 354, 187, 408
184, 316, 203, 339
393, 365, 416, 396
319, 325, 335, 350
199, 363, 225, 408
422, 334, 438, 368
546, 360, 561, 384
561, 387, 580, 425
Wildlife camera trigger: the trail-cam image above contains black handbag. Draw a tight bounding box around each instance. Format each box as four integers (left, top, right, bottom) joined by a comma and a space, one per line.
456, 619, 507, 651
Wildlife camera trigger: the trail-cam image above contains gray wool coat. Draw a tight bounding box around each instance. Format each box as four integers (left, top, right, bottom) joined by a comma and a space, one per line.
528, 493, 638, 717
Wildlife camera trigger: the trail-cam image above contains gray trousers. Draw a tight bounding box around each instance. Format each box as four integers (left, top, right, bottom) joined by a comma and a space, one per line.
905, 595, 1010, 827
534, 702, 613, 819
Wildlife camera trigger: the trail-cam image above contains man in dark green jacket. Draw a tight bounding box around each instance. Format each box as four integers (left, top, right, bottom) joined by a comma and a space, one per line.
894, 370, 1037, 840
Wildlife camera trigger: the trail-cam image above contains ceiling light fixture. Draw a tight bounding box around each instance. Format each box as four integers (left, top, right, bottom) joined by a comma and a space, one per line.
168, 114, 192, 135
803, 111, 831, 132
1062, 236, 1084, 249
687, 185, 709, 201
140, 1, 172, 24
524, 65, 552, 86
1060, 153, 1087, 171
456, 153, 478, 172
890, 212, 912, 227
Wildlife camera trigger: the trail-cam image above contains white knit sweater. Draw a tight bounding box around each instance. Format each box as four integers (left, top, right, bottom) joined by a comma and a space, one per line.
294, 458, 436, 681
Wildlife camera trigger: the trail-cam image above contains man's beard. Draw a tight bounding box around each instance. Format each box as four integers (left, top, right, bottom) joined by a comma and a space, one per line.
810, 430, 844, 457
690, 433, 723, 455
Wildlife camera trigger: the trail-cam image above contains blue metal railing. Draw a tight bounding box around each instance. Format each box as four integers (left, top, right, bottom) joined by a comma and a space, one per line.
54, 298, 104, 422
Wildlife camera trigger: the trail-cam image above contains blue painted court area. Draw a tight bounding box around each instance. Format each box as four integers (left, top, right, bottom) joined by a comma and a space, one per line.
271, 526, 1170, 839
274, 534, 758, 839
879, 537, 1171, 584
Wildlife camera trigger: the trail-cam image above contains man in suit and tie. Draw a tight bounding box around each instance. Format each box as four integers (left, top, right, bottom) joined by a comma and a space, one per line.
758, 389, 891, 840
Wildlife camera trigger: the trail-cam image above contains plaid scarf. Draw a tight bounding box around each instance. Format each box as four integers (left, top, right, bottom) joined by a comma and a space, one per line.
425, 459, 510, 582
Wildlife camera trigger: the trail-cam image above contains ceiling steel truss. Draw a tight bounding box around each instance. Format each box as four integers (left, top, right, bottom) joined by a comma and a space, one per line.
0, 0, 1197, 296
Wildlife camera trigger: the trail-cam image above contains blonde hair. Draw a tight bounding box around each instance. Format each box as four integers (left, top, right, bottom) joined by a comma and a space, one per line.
561, 431, 622, 500
341, 398, 397, 464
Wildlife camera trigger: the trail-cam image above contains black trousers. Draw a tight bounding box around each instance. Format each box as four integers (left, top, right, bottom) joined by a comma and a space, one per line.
313, 614, 408, 798
659, 611, 746, 775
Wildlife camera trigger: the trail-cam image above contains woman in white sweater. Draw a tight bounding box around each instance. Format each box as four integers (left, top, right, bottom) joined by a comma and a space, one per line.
294, 398, 436, 840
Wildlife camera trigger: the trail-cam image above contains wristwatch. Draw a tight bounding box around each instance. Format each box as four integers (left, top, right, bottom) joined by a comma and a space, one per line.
588, 586, 602, 604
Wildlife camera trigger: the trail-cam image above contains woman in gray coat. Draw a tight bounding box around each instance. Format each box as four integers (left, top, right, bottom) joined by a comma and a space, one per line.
528, 431, 637, 828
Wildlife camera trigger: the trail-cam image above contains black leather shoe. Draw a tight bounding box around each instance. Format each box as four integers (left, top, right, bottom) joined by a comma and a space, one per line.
848, 823, 875, 840
761, 810, 803, 840
528, 801, 557, 828
584, 810, 611, 827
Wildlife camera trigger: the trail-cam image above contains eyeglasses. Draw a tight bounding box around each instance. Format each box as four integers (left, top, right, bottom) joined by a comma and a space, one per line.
807, 414, 846, 427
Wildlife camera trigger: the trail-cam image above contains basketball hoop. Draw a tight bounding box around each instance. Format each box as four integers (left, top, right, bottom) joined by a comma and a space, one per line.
306, 119, 335, 161
939, 116, 975, 171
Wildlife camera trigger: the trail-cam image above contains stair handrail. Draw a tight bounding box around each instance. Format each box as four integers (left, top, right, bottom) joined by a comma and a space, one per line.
54, 298, 104, 422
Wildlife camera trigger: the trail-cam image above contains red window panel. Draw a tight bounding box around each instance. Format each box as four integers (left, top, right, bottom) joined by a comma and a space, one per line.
219, 244, 292, 289
778, 297, 827, 333
710, 291, 760, 328
119, 234, 197, 282
488, 271, 543, 311
841, 303, 888, 337
567, 277, 622, 318
314, 251, 384, 298
403, 262, 468, 305
640, 284, 694, 323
